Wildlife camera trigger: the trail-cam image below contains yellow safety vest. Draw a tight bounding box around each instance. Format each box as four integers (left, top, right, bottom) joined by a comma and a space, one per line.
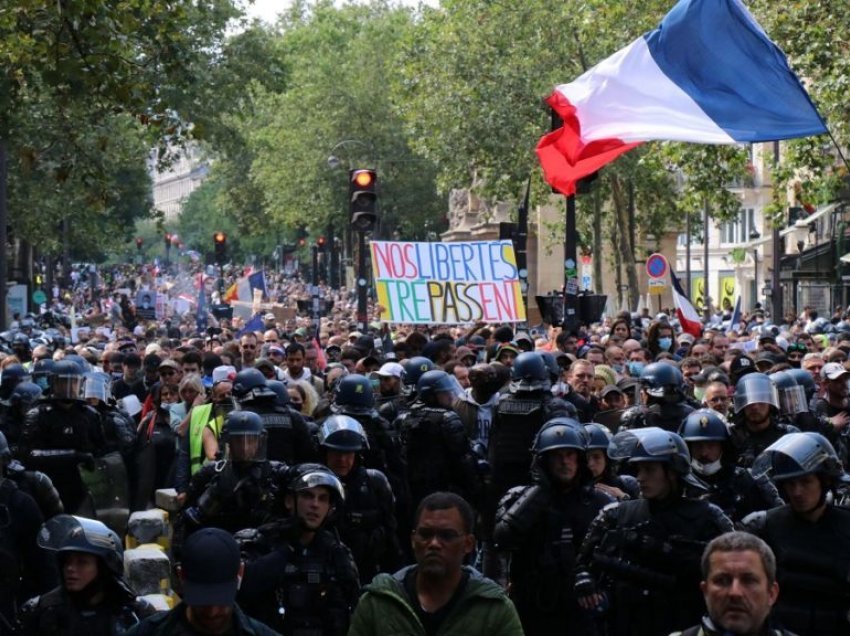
188, 403, 223, 474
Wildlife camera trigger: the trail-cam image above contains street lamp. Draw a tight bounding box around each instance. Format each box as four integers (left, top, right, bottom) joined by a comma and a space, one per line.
749, 228, 761, 308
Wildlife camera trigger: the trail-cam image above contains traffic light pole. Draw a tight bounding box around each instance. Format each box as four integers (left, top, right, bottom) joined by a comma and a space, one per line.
356, 230, 368, 332
311, 244, 321, 335
562, 194, 579, 333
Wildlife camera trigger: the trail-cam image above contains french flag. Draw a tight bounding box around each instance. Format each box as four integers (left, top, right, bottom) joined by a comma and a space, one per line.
537, 0, 827, 195
671, 269, 702, 338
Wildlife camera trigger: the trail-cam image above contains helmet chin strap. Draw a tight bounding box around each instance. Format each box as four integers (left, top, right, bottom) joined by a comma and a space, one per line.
692, 458, 723, 476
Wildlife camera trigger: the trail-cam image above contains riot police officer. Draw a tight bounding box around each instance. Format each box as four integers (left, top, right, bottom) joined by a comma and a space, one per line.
575, 427, 733, 636
1, 430, 63, 520
679, 409, 782, 522
743, 432, 850, 635
0, 381, 42, 451
378, 356, 435, 424
494, 418, 613, 634
232, 368, 315, 464
584, 423, 639, 501
20, 360, 110, 518
177, 411, 288, 553
31, 358, 55, 396
397, 370, 480, 508
771, 370, 835, 440
488, 352, 570, 504
19, 515, 152, 636
238, 464, 360, 636
318, 415, 399, 583
731, 373, 797, 468
620, 362, 694, 431
0, 363, 30, 426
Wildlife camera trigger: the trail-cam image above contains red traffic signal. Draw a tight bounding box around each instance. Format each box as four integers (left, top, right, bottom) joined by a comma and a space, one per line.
349, 169, 378, 232
135, 237, 144, 250
214, 231, 227, 244
213, 232, 227, 264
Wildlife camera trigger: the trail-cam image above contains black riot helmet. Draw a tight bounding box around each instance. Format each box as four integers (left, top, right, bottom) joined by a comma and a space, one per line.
221, 411, 267, 463
401, 357, 436, 389
332, 374, 375, 414
584, 423, 614, 451
266, 380, 291, 407
532, 417, 587, 455
51, 359, 84, 401
0, 363, 30, 400
231, 368, 276, 403
608, 427, 691, 475
510, 352, 551, 392
31, 358, 56, 394
752, 432, 846, 483
639, 362, 684, 403
319, 415, 369, 452
769, 370, 807, 416
0, 430, 10, 468
786, 368, 816, 402
287, 463, 345, 506
733, 372, 778, 414
538, 351, 562, 384
678, 408, 730, 443
417, 370, 462, 404
37, 514, 124, 576
9, 381, 43, 412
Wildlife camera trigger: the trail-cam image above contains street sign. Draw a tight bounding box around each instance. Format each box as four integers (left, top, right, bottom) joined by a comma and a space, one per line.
648, 278, 666, 295
32, 289, 47, 305
646, 253, 668, 279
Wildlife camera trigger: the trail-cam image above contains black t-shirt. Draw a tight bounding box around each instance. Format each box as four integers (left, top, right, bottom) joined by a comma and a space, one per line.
403, 567, 469, 636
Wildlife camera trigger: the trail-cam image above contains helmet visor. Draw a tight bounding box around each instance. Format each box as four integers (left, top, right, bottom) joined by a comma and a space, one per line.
226, 432, 267, 463
733, 383, 778, 413
778, 385, 807, 415
608, 429, 678, 462
752, 434, 837, 480
52, 374, 83, 400
83, 373, 112, 403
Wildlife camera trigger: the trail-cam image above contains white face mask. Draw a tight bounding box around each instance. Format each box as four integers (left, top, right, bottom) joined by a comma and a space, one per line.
692, 458, 723, 476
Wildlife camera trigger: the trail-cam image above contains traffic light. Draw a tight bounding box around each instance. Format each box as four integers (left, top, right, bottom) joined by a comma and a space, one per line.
298, 237, 307, 248
214, 232, 227, 263
349, 168, 377, 232
135, 237, 144, 251
317, 235, 327, 252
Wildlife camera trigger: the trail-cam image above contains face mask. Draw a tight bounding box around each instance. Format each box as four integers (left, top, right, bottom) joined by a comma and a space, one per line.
111, 372, 123, 381
628, 361, 645, 377
658, 337, 673, 351
693, 386, 706, 402
692, 458, 723, 476
612, 363, 624, 374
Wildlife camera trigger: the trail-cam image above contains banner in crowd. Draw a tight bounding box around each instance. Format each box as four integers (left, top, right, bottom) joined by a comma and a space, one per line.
371, 240, 526, 324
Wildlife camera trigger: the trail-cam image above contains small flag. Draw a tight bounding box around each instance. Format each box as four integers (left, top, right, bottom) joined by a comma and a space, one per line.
728, 296, 742, 334
237, 312, 264, 338
248, 270, 269, 300
671, 268, 703, 338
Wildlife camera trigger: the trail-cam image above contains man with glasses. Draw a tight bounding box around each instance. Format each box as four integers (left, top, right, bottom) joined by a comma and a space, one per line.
349, 492, 522, 636
240, 332, 259, 369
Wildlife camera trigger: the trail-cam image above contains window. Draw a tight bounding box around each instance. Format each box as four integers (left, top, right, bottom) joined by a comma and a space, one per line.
720, 208, 756, 245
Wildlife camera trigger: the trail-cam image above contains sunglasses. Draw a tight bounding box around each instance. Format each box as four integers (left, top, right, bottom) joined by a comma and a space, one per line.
413, 528, 463, 543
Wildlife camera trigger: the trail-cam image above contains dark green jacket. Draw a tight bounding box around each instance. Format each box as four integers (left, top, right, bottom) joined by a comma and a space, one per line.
125, 602, 280, 636
348, 565, 524, 636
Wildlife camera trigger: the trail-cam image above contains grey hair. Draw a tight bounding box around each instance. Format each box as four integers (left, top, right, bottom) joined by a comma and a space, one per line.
701, 531, 776, 585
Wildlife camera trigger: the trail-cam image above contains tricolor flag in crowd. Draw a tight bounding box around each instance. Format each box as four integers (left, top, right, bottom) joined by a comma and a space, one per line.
728, 295, 742, 334
671, 269, 702, 338
224, 270, 269, 303
537, 0, 827, 195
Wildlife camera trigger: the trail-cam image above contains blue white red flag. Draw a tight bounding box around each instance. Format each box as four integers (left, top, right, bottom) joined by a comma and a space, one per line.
537, 0, 827, 195
671, 268, 703, 338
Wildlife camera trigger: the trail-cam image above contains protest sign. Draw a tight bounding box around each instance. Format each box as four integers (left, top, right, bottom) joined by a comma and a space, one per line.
371, 240, 526, 324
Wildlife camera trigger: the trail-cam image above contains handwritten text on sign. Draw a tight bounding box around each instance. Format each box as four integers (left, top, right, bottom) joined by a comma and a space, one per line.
371, 240, 526, 324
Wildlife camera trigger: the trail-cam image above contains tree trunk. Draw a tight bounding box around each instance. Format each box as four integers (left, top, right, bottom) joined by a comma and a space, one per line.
610, 175, 639, 310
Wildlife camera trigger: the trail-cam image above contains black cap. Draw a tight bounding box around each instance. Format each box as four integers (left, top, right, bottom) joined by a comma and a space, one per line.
180, 528, 241, 606
143, 353, 162, 371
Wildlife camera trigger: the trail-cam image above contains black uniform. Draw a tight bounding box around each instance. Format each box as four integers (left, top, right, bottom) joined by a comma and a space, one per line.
730, 421, 797, 468
619, 401, 695, 432
494, 480, 612, 634
241, 400, 316, 465
336, 465, 400, 584
743, 504, 850, 635
19, 580, 152, 636
20, 401, 108, 514
175, 459, 288, 555
5, 460, 64, 519
397, 401, 480, 508
576, 497, 734, 636
685, 464, 783, 522
238, 520, 360, 636
0, 478, 57, 632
